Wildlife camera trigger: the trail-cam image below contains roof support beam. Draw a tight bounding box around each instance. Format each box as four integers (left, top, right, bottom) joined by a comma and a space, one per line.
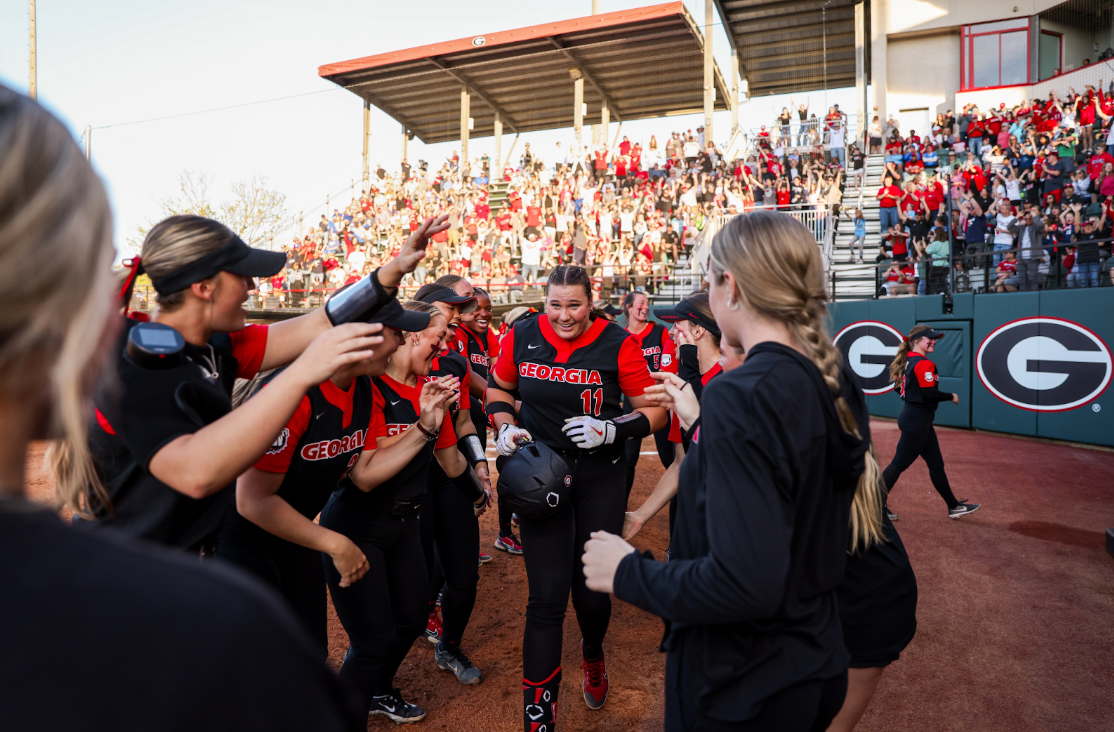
546, 36, 623, 122
427, 58, 519, 133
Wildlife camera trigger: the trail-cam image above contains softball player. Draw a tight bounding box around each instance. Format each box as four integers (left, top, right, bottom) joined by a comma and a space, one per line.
447, 282, 522, 555
487, 265, 666, 731
215, 300, 435, 653
882, 325, 980, 520
619, 290, 678, 497
413, 282, 493, 684
320, 301, 488, 723
623, 292, 723, 540
87, 213, 449, 553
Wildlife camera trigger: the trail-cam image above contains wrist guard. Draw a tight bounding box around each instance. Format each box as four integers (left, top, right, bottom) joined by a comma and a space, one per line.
458, 433, 486, 467
451, 465, 486, 503
325, 269, 390, 325
613, 411, 652, 442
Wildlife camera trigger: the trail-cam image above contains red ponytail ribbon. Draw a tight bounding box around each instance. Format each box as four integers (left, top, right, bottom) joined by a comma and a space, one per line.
119, 256, 144, 317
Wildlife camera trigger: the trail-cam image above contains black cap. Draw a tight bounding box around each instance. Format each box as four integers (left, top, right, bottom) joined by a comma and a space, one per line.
653, 297, 720, 337
908, 324, 946, 341
148, 235, 286, 295
415, 284, 477, 313
369, 298, 431, 332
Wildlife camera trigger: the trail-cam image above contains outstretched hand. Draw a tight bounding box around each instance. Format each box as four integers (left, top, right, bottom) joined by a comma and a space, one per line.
643, 371, 700, 430
399, 215, 451, 272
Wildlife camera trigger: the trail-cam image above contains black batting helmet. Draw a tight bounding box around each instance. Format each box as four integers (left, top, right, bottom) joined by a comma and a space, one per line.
496, 441, 573, 520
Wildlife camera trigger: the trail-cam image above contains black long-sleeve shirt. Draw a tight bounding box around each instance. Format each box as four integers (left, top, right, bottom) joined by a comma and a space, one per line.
613, 342, 869, 725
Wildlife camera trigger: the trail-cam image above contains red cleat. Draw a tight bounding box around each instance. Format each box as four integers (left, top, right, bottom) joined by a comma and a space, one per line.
580, 640, 609, 710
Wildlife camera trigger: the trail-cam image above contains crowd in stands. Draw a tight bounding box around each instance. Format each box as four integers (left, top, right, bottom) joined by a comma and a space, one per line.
241, 114, 851, 310
858, 81, 1114, 296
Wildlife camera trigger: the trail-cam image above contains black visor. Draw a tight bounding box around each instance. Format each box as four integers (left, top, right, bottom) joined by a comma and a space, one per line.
149, 235, 286, 295
653, 298, 720, 337
370, 298, 431, 332
415, 284, 478, 314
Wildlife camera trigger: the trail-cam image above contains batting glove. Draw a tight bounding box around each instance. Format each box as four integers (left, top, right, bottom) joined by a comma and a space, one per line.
561, 416, 616, 449
496, 423, 532, 456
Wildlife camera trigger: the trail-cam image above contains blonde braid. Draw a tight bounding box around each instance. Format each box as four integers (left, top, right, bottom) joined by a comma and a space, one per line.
711, 210, 884, 552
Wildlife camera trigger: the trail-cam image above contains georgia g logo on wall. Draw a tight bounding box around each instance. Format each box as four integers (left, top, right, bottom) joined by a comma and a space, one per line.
977, 317, 1112, 412
833, 321, 904, 394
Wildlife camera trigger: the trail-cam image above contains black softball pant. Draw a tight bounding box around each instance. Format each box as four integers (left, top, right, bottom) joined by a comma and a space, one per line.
520, 447, 626, 684
215, 534, 327, 656
420, 468, 480, 645
882, 405, 959, 509
319, 494, 427, 712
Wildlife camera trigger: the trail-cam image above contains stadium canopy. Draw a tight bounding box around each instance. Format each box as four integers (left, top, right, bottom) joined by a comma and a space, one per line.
319, 2, 732, 152
712, 0, 861, 97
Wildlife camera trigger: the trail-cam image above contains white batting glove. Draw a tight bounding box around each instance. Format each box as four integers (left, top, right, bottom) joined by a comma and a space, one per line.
496, 423, 532, 456
561, 416, 616, 449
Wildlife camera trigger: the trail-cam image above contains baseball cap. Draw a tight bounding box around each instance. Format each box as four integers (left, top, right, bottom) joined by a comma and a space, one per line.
415, 283, 477, 313
653, 297, 720, 337
907, 324, 946, 341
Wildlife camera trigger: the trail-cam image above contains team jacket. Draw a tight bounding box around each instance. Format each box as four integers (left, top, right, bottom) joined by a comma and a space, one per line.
333, 374, 456, 504
899, 354, 954, 411
454, 325, 500, 432
89, 319, 268, 551
627, 322, 678, 374
219, 373, 376, 549
493, 315, 654, 451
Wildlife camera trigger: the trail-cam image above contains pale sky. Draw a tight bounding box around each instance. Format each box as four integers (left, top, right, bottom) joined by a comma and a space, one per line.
0, 0, 856, 257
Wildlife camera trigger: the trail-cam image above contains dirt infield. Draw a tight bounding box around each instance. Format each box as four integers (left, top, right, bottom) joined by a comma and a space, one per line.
22, 424, 1114, 731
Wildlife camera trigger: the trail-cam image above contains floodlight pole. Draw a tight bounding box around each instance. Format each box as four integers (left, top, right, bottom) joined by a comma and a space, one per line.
494, 112, 503, 175
84, 125, 91, 161
29, 0, 37, 100
362, 100, 370, 190
822, 0, 832, 110
703, 0, 714, 146
460, 87, 470, 170
573, 76, 584, 150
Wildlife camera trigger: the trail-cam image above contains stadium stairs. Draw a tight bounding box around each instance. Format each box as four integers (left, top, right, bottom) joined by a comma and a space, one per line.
828, 154, 885, 301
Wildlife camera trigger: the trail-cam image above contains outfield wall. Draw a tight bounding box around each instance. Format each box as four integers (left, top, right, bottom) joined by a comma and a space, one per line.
830, 290, 1114, 448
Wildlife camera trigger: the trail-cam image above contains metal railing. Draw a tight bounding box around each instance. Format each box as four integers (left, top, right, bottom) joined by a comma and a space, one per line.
827, 238, 1113, 299
688, 205, 837, 278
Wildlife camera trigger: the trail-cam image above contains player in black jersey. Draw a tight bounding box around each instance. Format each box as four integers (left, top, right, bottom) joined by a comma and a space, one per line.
319, 300, 490, 723
883, 325, 980, 520
623, 292, 724, 540
445, 280, 523, 555
487, 265, 666, 732
415, 281, 493, 685
215, 300, 438, 654
619, 291, 678, 498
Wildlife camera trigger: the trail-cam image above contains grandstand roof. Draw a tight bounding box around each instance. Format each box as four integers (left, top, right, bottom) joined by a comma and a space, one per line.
318, 3, 731, 145
712, 0, 860, 97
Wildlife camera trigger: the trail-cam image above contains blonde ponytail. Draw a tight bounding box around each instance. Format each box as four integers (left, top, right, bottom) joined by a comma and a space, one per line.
888, 338, 913, 388
709, 210, 884, 552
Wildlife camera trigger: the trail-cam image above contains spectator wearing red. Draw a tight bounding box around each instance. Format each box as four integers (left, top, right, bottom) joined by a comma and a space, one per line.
877, 174, 901, 232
